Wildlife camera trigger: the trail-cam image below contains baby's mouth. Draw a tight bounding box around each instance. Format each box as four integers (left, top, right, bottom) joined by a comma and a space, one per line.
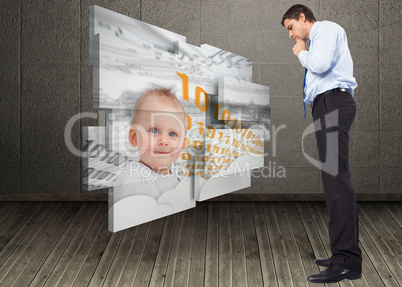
153, 150, 172, 155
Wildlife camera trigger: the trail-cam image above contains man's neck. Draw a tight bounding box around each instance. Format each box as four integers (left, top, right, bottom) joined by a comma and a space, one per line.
306, 20, 316, 40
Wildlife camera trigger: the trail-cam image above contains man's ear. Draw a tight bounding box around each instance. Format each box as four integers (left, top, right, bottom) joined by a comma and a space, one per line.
129, 128, 137, 147
299, 12, 306, 22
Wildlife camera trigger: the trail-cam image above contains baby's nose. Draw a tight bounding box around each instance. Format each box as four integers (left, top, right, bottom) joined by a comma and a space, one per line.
159, 137, 168, 146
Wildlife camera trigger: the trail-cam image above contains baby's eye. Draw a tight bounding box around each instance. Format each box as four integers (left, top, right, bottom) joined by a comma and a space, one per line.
149, 128, 159, 134
169, 132, 177, 137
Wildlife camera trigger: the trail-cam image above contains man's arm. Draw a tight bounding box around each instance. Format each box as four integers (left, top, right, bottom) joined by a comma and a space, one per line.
297, 24, 338, 74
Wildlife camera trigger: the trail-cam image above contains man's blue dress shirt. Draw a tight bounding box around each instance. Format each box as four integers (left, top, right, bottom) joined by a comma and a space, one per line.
298, 21, 357, 104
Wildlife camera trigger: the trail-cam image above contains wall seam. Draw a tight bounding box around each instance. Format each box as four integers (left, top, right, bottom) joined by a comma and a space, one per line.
378, 0, 381, 193
19, 0, 22, 194
79, 0, 82, 194
200, 0, 201, 46
258, 0, 261, 84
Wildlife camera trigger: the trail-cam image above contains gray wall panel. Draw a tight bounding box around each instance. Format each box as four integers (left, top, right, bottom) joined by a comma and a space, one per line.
0, 168, 20, 194
21, 130, 80, 168
349, 131, 380, 168
21, 168, 80, 194
0, 2, 20, 64
142, 0, 200, 46
351, 97, 379, 131
380, 98, 402, 130
381, 169, 402, 193
351, 168, 380, 194
381, 132, 402, 168
0, 131, 20, 168
0, 97, 20, 131
353, 64, 379, 98
21, 97, 80, 131
21, 0, 80, 63
21, 64, 80, 98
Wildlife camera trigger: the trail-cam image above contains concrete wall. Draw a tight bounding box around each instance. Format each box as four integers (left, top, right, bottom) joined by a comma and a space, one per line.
0, 0, 401, 197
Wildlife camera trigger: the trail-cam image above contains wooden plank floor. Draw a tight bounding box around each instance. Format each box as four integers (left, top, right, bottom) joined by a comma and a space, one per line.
0, 201, 401, 287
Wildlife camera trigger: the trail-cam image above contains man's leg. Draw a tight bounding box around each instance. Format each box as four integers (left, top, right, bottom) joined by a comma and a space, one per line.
312, 91, 362, 274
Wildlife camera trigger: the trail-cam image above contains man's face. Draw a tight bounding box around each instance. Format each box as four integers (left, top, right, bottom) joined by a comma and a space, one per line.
130, 97, 186, 174
284, 17, 309, 41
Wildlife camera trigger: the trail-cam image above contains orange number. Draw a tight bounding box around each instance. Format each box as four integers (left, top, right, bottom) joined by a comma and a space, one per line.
195, 86, 209, 112
177, 71, 189, 102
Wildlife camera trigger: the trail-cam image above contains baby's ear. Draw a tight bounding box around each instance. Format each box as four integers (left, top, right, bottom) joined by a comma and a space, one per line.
182, 136, 188, 149
128, 128, 137, 147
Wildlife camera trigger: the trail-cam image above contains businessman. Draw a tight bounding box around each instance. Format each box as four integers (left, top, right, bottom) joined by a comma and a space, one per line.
281, 4, 362, 284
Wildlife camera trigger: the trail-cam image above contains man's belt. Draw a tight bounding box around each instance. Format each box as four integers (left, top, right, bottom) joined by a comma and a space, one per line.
312, 87, 351, 108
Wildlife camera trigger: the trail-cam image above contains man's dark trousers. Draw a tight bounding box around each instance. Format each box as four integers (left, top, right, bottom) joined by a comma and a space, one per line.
311, 89, 362, 274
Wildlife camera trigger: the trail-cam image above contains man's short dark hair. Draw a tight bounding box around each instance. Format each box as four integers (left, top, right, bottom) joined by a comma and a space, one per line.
281, 4, 317, 26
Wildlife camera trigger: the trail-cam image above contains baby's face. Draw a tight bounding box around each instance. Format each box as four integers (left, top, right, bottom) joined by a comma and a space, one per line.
130, 97, 186, 174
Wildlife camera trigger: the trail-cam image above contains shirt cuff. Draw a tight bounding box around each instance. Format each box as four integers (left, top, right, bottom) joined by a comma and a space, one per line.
298, 50, 308, 67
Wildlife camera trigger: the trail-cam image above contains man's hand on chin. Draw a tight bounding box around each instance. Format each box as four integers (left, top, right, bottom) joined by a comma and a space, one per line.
293, 39, 306, 56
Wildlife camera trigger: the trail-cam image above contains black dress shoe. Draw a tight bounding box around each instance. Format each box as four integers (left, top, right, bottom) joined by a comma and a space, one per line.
307, 265, 361, 283
315, 257, 331, 267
